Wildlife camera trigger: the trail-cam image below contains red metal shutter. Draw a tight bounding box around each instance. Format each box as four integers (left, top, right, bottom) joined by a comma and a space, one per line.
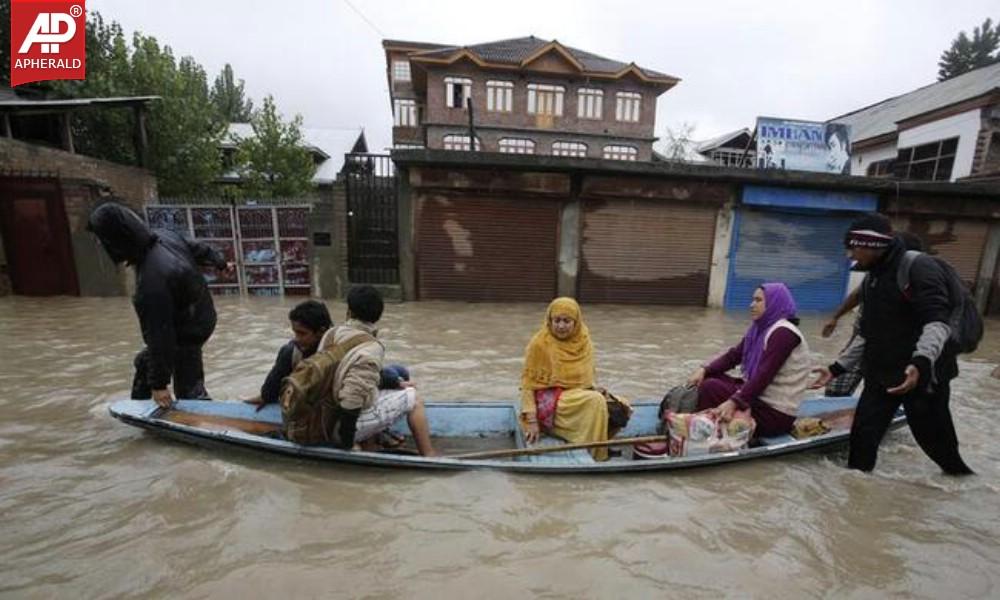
893, 217, 988, 287
417, 195, 560, 301
578, 200, 717, 305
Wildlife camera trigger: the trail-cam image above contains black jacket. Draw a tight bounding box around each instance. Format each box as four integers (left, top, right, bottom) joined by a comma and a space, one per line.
858, 239, 958, 389
260, 340, 403, 405
261, 341, 302, 405
89, 203, 225, 389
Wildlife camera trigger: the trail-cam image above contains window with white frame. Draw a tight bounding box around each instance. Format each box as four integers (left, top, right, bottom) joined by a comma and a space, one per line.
499, 138, 535, 154
392, 60, 411, 82
527, 83, 565, 116
442, 134, 481, 151
552, 141, 588, 157
487, 81, 514, 112
577, 88, 603, 119
445, 77, 472, 109
394, 143, 424, 149
393, 99, 417, 127
603, 144, 637, 161
615, 92, 641, 122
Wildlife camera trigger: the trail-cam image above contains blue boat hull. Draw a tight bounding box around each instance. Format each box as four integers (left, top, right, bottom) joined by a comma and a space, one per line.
108, 397, 905, 473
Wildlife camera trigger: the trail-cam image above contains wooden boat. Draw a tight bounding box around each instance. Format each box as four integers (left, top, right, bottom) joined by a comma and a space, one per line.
108, 396, 905, 473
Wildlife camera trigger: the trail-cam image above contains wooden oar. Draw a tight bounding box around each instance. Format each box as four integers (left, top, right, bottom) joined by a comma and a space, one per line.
449, 434, 668, 460
161, 409, 282, 437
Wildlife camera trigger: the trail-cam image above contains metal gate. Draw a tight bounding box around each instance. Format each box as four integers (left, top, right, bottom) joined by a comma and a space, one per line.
344, 153, 399, 284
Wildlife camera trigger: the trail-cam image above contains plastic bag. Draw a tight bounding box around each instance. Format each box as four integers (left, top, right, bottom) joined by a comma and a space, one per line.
666, 411, 756, 457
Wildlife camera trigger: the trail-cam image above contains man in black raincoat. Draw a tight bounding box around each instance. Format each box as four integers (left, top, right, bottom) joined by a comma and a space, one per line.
88, 202, 232, 407
812, 214, 973, 475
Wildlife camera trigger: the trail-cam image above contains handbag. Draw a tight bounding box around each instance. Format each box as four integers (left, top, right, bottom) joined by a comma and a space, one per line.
598, 387, 632, 431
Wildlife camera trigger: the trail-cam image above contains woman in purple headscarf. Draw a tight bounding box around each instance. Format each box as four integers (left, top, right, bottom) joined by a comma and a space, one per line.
686, 283, 812, 437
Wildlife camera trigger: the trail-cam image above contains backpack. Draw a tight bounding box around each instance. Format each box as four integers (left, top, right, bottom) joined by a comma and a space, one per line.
280, 333, 374, 444
897, 250, 984, 354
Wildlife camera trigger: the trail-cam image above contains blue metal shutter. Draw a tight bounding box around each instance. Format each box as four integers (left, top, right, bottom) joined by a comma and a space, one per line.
725, 209, 854, 311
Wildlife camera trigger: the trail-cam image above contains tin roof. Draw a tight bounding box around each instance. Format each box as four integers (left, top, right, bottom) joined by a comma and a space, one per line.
830, 62, 1000, 143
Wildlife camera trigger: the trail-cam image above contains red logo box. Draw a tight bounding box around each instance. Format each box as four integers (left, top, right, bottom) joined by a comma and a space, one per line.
10, 0, 86, 87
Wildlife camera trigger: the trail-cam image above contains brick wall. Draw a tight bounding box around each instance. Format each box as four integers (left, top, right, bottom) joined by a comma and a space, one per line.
417, 62, 659, 156
0, 137, 158, 296
0, 137, 157, 208
425, 125, 654, 161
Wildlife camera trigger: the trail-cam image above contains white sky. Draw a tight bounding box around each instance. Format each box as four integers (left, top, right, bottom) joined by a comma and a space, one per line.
89, 0, 998, 152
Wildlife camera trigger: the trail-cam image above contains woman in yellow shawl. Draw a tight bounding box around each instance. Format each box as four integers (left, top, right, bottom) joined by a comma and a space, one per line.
520, 297, 629, 461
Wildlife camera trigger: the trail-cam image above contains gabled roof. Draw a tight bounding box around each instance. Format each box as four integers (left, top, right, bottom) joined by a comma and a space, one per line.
695, 128, 753, 153
829, 61, 1000, 144
396, 36, 679, 86
223, 123, 368, 184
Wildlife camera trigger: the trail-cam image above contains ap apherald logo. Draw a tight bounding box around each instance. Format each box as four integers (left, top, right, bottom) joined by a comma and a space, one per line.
10, 0, 86, 87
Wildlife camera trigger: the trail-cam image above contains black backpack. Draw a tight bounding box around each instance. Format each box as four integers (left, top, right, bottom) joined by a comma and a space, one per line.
897, 250, 984, 354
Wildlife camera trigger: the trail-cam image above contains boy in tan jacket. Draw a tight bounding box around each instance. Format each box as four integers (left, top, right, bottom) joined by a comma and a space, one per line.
320, 285, 436, 456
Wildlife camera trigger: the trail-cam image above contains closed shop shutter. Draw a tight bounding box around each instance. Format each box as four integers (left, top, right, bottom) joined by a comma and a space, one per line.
578, 200, 717, 304
726, 209, 855, 311
417, 195, 559, 301
891, 217, 988, 288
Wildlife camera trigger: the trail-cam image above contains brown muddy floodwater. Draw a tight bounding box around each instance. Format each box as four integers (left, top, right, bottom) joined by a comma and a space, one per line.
1, 296, 999, 598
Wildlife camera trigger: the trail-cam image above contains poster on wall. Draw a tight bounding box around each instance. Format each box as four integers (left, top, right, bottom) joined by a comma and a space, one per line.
755, 117, 851, 175
277, 207, 309, 237
145, 207, 189, 233
242, 240, 277, 264
191, 207, 234, 238
238, 208, 274, 239
200, 240, 239, 285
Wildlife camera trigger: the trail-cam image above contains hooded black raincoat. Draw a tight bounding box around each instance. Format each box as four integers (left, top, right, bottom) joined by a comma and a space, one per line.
88, 203, 226, 397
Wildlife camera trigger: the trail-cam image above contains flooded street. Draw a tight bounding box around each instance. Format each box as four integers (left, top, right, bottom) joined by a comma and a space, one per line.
1, 296, 999, 598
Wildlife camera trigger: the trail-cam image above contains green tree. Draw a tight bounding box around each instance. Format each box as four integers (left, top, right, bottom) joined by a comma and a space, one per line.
3, 8, 228, 196
235, 95, 316, 198
127, 34, 224, 195
938, 18, 1000, 81
42, 13, 224, 196
51, 14, 137, 165
211, 63, 254, 123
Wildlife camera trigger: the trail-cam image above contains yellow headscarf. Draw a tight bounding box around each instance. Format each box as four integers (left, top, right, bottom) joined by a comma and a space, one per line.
521, 297, 595, 391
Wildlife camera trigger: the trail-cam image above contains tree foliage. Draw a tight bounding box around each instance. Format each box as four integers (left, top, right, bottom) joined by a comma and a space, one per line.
938, 18, 1000, 81
3, 9, 265, 196
212, 63, 254, 123
234, 95, 316, 198
51, 15, 226, 195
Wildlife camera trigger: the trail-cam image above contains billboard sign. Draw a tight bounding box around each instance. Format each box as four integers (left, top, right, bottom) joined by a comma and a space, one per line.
756, 117, 851, 175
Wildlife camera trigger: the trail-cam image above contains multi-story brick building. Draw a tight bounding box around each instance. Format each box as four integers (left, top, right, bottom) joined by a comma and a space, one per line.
383, 36, 679, 161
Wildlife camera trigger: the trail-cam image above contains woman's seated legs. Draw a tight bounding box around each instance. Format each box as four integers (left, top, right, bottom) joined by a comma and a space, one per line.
696, 374, 743, 411
749, 403, 796, 438
551, 388, 611, 461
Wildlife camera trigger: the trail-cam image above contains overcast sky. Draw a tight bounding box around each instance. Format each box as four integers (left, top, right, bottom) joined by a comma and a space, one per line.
89, 0, 998, 152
